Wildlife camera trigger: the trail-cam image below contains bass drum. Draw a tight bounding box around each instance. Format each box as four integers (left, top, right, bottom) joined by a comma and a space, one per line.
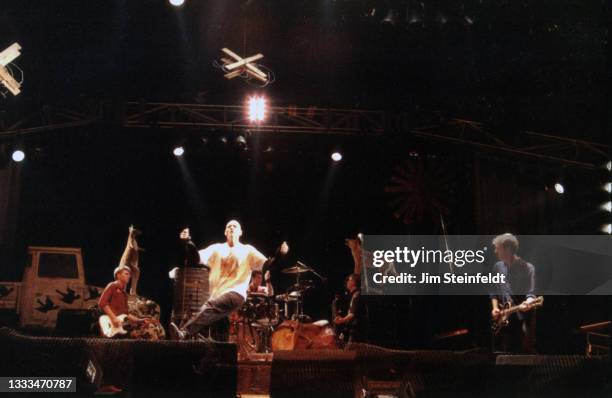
271, 320, 338, 351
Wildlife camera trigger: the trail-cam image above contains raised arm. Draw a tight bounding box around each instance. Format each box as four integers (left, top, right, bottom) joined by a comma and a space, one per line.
346, 238, 362, 275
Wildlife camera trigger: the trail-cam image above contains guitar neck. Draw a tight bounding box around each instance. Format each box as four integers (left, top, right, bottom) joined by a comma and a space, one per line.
502, 306, 522, 316
502, 298, 543, 316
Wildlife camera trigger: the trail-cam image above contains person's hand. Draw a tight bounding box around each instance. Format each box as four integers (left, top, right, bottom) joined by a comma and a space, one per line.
491, 307, 501, 320
264, 270, 271, 282
519, 301, 530, 312
180, 228, 191, 241
334, 316, 344, 325
280, 241, 289, 255
111, 316, 121, 328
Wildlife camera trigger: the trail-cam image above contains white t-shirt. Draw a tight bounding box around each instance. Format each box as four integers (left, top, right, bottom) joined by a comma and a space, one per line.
199, 242, 267, 300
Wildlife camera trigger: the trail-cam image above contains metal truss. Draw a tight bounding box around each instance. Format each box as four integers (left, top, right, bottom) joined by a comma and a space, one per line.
0, 101, 608, 169
123, 102, 386, 136
0, 104, 98, 138
409, 118, 609, 170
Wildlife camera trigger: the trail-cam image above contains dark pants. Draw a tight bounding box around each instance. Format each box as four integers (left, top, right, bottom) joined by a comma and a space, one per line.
497, 312, 536, 353
183, 291, 244, 336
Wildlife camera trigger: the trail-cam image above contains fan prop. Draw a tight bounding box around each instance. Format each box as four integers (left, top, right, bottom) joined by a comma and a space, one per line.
385, 157, 452, 226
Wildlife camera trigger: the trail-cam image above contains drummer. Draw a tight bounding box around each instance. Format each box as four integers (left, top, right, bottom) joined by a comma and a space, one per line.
247, 270, 274, 296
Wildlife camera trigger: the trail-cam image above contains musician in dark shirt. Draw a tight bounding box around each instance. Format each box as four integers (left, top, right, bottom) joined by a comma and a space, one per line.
490, 233, 537, 353
334, 273, 362, 344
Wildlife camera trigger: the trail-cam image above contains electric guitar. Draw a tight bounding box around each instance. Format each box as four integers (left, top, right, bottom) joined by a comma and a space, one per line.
492, 296, 544, 335
99, 314, 129, 338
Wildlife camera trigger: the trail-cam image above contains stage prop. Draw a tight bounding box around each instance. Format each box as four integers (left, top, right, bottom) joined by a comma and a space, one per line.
0, 43, 22, 96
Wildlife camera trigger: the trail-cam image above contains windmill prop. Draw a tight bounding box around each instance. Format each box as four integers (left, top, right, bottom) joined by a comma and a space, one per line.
385, 157, 452, 226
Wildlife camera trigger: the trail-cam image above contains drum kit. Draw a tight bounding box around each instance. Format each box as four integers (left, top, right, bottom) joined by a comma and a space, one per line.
230, 261, 337, 357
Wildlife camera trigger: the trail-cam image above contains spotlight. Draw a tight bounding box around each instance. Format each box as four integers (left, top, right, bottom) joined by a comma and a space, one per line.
607, 161, 612, 172
408, 15, 421, 24
11, 150, 25, 162
235, 135, 246, 145
554, 183, 564, 194
219, 136, 228, 144
173, 146, 184, 157
602, 224, 612, 235
602, 201, 612, 213
247, 96, 266, 123
464, 16, 474, 25
331, 152, 342, 162
235, 135, 247, 150
169, 0, 185, 7
604, 182, 611, 193
382, 10, 396, 26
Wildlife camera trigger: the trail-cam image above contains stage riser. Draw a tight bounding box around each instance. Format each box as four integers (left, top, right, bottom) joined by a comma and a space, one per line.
0, 327, 236, 398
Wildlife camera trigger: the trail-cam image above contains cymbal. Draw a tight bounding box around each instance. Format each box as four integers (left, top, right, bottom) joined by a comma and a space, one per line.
281, 263, 312, 274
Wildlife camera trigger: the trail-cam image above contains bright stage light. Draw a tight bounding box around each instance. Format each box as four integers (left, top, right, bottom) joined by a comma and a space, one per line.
602, 202, 612, 213
11, 150, 25, 162
607, 161, 612, 172
173, 146, 184, 157
554, 183, 564, 194
169, 0, 185, 7
331, 152, 342, 162
604, 182, 612, 193
247, 96, 266, 123
602, 224, 612, 235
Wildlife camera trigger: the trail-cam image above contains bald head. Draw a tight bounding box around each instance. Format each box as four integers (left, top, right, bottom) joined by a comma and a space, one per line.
225, 220, 243, 244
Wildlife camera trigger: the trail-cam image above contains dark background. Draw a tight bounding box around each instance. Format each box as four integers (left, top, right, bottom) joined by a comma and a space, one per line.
0, 0, 610, 352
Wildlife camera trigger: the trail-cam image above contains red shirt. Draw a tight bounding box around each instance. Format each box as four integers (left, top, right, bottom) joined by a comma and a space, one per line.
98, 281, 129, 316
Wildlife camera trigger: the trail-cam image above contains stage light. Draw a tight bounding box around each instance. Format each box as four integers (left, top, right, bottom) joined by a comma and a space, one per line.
331, 152, 342, 162
602, 224, 612, 235
604, 182, 612, 193
169, 0, 184, 7
11, 150, 25, 162
236, 135, 247, 145
235, 135, 247, 150
247, 96, 266, 123
173, 146, 184, 157
382, 10, 396, 26
408, 15, 421, 24
602, 201, 612, 213
607, 161, 612, 172
554, 183, 564, 194
464, 16, 474, 25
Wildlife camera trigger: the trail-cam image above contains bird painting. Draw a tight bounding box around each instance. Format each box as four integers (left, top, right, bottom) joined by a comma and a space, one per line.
55, 287, 81, 304
35, 296, 60, 313
0, 285, 14, 299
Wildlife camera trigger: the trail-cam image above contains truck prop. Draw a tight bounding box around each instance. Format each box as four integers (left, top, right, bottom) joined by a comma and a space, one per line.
0, 246, 160, 334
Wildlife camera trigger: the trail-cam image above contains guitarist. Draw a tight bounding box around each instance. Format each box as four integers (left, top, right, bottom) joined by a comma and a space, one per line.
490, 233, 537, 353
99, 265, 149, 335
334, 273, 362, 346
